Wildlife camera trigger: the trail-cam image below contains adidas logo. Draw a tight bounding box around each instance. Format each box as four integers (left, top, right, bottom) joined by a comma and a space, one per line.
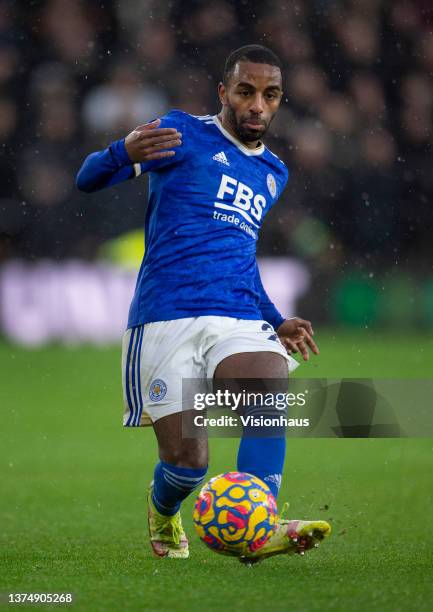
264, 474, 282, 489
212, 151, 230, 166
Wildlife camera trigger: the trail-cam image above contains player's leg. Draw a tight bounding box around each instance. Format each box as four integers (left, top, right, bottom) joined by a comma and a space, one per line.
147, 413, 208, 559
214, 351, 288, 500
148, 411, 208, 559
121, 320, 209, 559
214, 349, 331, 563
151, 410, 208, 516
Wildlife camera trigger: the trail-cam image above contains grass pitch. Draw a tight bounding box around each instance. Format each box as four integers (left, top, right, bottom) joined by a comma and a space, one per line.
1, 329, 433, 611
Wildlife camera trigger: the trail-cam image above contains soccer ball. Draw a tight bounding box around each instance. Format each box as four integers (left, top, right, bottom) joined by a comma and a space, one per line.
193, 471, 277, 557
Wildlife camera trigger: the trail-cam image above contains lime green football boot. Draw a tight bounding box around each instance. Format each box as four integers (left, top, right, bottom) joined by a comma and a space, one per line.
239, 503, 331, 565
147, 483, 189, 559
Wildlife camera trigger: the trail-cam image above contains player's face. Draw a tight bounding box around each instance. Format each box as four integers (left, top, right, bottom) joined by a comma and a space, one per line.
219, 61, 283, 143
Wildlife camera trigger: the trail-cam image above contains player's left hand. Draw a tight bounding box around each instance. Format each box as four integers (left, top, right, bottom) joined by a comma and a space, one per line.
276, 317, 319, 361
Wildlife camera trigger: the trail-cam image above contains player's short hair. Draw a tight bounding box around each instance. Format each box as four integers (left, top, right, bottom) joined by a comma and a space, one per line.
223, 44, 282, 85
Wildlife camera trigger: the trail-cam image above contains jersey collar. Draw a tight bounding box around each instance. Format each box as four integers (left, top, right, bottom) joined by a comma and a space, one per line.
212, 115, 265, 156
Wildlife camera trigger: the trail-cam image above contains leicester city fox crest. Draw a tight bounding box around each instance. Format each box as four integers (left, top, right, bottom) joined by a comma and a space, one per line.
266, 173, 277, 198
149, 379, 167, 401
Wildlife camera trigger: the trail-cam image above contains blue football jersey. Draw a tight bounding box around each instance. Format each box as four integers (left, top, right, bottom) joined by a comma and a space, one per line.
126, 110, 289, 327
76, 109, 289, 328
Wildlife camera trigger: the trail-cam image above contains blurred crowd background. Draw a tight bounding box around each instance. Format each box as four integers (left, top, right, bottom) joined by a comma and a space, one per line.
1, 0, 433, 326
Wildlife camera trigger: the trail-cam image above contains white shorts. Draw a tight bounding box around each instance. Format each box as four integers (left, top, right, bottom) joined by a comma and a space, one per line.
121, 316, 299, 427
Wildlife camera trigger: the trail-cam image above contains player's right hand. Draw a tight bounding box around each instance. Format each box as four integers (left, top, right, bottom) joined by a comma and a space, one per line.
124, 119, 182, 162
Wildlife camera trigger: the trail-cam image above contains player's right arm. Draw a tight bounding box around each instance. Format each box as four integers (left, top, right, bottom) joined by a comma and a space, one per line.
76, 118, 182, 193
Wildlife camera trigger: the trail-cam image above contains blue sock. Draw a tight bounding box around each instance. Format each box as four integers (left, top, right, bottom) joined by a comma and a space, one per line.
152, 461, 208, 516
237, 405, 286, 500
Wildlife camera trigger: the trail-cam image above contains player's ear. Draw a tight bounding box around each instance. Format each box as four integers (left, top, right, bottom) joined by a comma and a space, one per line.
218, 82, 228, 105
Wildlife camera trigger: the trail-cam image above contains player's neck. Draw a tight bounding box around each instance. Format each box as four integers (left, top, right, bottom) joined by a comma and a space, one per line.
217, 113, 261, 150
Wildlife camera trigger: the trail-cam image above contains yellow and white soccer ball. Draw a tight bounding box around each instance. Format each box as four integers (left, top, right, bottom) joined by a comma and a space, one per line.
193, 471, 277, 557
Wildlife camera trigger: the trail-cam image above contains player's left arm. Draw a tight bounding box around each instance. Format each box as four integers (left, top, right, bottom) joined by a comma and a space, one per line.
256, 163, 319, 360
255, 264, 319, 361
255, 263, 285, 330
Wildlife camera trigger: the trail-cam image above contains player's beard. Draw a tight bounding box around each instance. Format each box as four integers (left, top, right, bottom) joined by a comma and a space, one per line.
226, 104, 271, 144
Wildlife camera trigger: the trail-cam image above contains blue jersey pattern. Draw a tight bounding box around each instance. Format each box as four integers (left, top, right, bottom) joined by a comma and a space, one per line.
76, 110, 289, 329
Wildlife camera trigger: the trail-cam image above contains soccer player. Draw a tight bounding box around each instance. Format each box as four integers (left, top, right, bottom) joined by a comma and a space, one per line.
76, 45, 331, 563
